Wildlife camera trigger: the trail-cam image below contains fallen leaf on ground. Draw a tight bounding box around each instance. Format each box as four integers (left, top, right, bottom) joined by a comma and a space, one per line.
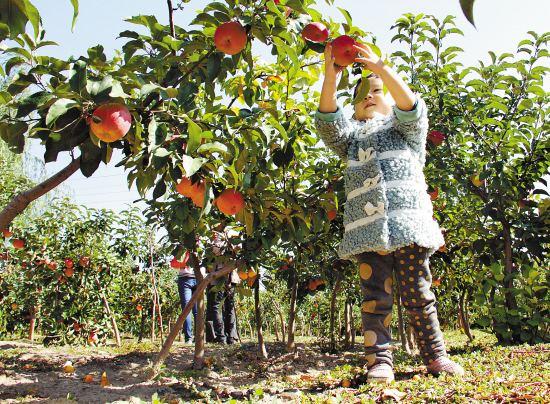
381, 388, 407, 401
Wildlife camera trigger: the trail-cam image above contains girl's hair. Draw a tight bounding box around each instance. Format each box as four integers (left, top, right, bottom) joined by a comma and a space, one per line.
353, 73, 381, 99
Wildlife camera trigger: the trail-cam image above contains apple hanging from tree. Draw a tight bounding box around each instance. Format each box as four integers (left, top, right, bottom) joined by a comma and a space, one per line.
428, 130, 446, 146
89, 103, 132, 143
215, 189, 245, 215
214, 21, 247, 55
301, 22, 329, 43
331, 35, 359, 67
79, 256, 90, 267
428, 187, 439, 201
11, 239, 25, 249
470, 173, 484, 187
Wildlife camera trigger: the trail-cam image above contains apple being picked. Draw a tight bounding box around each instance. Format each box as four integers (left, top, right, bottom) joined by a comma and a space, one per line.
301, 22, 329, 43
331, 35, 359, 67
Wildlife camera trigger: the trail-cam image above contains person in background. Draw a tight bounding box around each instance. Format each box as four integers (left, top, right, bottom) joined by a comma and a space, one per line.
176, 251, 197, 344
205, 224, 241, 344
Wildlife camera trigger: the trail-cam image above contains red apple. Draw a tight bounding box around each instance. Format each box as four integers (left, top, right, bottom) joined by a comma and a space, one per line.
89, 103, 132, 143
79, 256, 90, 267
429, 187, 439, 201
428, 130, 446, 146
214, 21, 247, 55
11, 239, 25, 249
2, 229, 13, 238
331, 35, 358, 67
327, 209, 337, 221
301, 22, 329, 43
215, 189, 245, 215
64, 258, 74, 269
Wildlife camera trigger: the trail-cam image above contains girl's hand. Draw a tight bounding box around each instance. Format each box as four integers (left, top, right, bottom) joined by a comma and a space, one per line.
353, 43, 385, 75
324, 43, 345, 83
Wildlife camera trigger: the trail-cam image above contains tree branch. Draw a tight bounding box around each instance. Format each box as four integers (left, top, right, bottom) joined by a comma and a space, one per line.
0, 158, 81, 230
167, 0, 176, 38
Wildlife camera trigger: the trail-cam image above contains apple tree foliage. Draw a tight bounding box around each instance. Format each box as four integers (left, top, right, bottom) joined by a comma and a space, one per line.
390, 14, 549, 343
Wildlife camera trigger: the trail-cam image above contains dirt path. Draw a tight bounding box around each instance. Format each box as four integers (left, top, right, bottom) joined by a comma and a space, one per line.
0, 339, 371, 403
1, 332, 548, 403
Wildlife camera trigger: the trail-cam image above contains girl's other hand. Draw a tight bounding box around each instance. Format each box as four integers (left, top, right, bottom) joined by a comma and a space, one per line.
353, 43, 385, 75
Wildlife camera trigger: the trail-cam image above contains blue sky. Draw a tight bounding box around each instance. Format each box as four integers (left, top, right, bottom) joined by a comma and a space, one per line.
27, 0, 550, 211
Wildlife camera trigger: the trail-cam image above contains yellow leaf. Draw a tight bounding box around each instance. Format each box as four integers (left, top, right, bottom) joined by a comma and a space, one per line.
100, 371, 110, 387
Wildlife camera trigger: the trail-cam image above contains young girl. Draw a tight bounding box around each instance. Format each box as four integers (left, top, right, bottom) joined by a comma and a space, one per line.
315, 42, 464, 382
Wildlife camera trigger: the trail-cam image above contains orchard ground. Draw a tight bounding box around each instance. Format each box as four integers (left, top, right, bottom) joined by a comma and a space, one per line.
0, 330, 548, 403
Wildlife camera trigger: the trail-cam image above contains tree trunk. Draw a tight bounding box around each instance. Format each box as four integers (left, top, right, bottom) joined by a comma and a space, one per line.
147, 263, 234, 378
95, 278, 121, 347
395, 279, 411, 354
344, 300, 352, 349
502, 221, 520, 342
273, 313, 280, 342
149, 241, 163, 342
351, 302, 356, 348
286, 269, 298, 352
28, 306, 38, 342
458, 289, 474, 341
275, 303, 286, 343
193, 264, 206, 370
254, 277, 268, 359
151, 301, 156, 342
329, 274, 342, 352
138, 307, 146, 342
0, 158, 80, 230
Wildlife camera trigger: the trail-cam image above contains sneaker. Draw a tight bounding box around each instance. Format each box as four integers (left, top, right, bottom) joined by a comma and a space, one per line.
426, 356, 465, 377
367, 363, 395, 383
184, 339, 194, 345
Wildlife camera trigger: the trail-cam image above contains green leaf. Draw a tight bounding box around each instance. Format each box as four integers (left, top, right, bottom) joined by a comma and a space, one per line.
196, 141, 228, 154
69, 0, 79, 32
46, 99, 79, 126
86, 76, 125, 103
459, 0, 476, 27
79, 138, 102, 177
352, 78, 370, 105
181, 155, 207, 177
183, 115, 204, 154
69, 60, 87, 93
0, 121, 27, 153
337, 7, 353, 32
153, 179, 166, 200
207, 53, 222, 81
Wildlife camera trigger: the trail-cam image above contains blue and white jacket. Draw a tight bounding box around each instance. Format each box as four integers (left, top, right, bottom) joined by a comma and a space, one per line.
314, 96, 445, 261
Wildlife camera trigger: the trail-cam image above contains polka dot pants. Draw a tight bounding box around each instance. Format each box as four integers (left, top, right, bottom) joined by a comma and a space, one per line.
357, 243, 447, 369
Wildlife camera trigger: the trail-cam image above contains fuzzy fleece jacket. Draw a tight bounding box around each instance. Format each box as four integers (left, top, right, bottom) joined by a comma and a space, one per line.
314, 96, 445, 261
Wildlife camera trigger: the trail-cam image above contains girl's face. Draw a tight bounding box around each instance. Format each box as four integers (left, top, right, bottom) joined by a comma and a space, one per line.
353, 77, 393, 121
